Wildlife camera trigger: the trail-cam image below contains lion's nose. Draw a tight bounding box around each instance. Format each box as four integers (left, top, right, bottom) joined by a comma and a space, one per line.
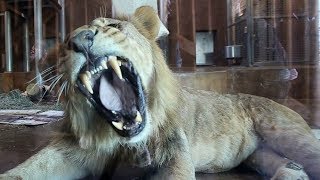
69, 30, 95, 53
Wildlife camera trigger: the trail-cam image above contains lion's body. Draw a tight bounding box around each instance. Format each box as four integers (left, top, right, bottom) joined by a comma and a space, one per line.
180, 89, 259, 173
1, 6, 319, 180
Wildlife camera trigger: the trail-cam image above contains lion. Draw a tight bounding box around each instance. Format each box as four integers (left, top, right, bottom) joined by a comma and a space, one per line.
1, 6, 320, 180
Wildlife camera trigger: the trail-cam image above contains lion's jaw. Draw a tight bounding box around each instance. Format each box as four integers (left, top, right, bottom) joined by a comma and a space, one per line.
62, 14, 158, 142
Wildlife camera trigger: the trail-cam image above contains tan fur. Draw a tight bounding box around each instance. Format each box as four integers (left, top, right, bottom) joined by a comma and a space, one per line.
1, 6, 320, 180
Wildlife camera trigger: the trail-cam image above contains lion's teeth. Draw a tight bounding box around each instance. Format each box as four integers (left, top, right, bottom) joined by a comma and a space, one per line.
99, 66, 103, 71
101, 60, 108, 69
112, 121, 123, 130
80, 74, 93, 94
85, 71, 91, 79
135, 111, 142, 123
108, 56, 123, 80
118, 60, 122, 66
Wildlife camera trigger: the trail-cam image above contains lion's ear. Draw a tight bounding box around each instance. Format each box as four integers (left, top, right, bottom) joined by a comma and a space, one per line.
131, 6, 165, 40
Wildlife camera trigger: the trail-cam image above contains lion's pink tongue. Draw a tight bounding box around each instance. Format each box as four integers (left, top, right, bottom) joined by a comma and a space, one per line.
99, 75, 122, 111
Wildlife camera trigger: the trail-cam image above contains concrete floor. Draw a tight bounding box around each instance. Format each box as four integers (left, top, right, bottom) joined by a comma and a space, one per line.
0, 121, 263, 180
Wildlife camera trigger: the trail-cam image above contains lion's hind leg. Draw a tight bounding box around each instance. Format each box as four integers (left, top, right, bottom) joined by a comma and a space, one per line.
245, 146, 309, 180
255, 111, 320, 179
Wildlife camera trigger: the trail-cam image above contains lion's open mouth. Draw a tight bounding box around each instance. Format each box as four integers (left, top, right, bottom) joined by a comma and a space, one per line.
76, 55, 146, 138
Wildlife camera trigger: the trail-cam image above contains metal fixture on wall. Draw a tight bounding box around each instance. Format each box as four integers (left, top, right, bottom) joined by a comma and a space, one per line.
196, 31, 214, 65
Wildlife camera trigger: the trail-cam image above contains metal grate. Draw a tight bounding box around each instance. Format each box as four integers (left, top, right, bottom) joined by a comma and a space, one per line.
227, 0, 319, 65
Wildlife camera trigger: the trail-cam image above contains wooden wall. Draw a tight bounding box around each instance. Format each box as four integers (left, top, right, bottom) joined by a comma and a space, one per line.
65, 0, 112, 34
168, 0, 227, 70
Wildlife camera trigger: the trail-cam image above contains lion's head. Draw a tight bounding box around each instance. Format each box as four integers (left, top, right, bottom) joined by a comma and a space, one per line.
53, 6, 179, 146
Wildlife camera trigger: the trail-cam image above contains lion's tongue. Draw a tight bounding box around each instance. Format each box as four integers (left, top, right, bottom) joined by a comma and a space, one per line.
99, 72, 137, 112
99, 74, 122, 111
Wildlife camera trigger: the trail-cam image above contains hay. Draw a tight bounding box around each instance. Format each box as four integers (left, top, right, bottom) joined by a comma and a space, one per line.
0, 90, 62, 111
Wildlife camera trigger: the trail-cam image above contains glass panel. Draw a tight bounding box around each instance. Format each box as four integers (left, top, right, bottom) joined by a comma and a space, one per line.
0, 1, 319, 179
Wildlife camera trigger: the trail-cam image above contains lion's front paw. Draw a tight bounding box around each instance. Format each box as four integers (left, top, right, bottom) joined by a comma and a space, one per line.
271, 162, 309, 180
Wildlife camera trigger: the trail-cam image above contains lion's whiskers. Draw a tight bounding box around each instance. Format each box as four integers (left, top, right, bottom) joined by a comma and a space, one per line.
57, 81, 68, 103
36, 73, 64, 103
42, 73, 60, 83
26, 65, 56, 84
48, 74, 64, 93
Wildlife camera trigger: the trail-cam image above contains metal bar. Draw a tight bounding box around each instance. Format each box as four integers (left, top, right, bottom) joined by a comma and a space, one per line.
226, 0, 231, 44
34, 0, 43, 84
246, 0, 254, 66
23, 21, 30, 72
48, 0, 62, 10
4, 11, 13, 72
58, 0, 66, 42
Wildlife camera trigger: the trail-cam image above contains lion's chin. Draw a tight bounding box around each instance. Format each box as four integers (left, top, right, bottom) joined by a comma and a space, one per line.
75, 55, 147, 138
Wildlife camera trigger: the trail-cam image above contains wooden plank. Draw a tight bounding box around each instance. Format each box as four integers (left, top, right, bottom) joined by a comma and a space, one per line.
177, 0, 195, 41
195, 0, 215, 31
0, 72, 34, 93
168, 0, 196, 69
12, 72, 34, 92
212, 0, 227, 66
38, 110, 64, 117
0, 73, 13, 93
177, 34, 196, 56
0, 110, 41, 115
168, 0, 179, 67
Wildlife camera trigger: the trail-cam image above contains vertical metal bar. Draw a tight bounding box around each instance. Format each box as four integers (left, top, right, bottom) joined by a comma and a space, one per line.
58, 0, 65, 42
246, 0, 254, 66
111, 1, 115, 18
34, 0, 43, 84
4, 11, 13, 72
23, 21, 30, 72
226, 0, 231, 44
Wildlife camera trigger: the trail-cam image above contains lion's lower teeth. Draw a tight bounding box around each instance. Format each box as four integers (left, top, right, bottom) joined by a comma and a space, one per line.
135, 111, 142, 123
108, 56, 123, 80
80, 73, 93, 94
112, 121, 124, 130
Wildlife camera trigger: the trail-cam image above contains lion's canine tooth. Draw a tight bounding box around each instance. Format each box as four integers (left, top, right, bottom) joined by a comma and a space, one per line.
112, 121, 123, 130
99, 66, 103, 71
135, 111, 142, 123
118, 61, 122, 66
108, 56, 123, 80
85, 71, 91, 79
80, 74, 93, 94
101, 60, 108, 69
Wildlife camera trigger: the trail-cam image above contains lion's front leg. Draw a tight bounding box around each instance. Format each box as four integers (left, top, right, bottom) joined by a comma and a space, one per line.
150, 130, 195, 180
0, 146, 89, 180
